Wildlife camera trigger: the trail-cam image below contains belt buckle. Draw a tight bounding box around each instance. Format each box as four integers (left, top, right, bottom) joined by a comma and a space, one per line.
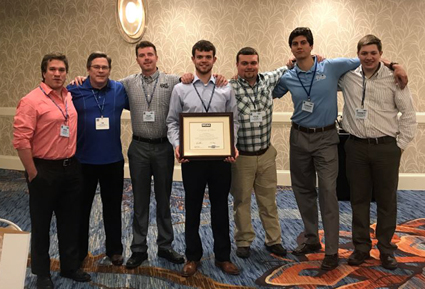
63, 159, 71, 166
311, 127, 316, 133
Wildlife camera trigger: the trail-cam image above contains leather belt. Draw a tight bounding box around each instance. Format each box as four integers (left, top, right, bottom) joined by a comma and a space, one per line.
349, 135, 395, 144
33, 157, 75, 167
132, 135, 168, 144
239, 146, 269, 156
292, 122, 335, 133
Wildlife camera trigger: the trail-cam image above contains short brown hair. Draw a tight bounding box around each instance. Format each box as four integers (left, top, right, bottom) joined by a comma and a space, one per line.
192, 40, 216, 57
86, 51, 111, 70
236, 47, 259, 63
41, 53, 69, 81
135, 40, 157, 56
357, 34, 382, 53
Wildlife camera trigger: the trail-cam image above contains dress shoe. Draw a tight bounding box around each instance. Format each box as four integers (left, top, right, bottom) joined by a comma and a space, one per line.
111, 254, 124, 266
236, 246, 250, 258
348, 250, 370, 266
182, 261, 200, 277
215, 260, 240, 275
265, 243, 287, 256
292, 242, 322, 256
380, 253, 397, 270
158, 248, 185, 264
60, 269, 91, 282
36, 276, 54, 289
321, 254, 339, 271
126, 252, 148, 269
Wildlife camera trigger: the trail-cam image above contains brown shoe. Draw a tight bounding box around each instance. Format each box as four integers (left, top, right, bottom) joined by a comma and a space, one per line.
182, 261, 200, 277
215, 260, 240, 275
111, 254, 124, 266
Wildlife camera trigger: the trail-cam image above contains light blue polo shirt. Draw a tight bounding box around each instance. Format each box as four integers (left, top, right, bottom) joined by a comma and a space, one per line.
272, 57, 359, 128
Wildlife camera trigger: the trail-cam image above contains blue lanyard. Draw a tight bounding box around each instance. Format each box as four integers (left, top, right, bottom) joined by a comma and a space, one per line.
193, 82, 216, 113
141, 76, 159, 110
92, 90, 106, 117
242, 85, 258, 110
296, 60, 317, 101
39, 86, 68, 123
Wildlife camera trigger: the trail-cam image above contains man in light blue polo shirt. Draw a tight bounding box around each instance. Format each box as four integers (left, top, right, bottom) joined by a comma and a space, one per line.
273, 27, 407, 271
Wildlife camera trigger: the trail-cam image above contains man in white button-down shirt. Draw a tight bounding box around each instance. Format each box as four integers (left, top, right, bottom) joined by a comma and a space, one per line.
339, 34, 417, 270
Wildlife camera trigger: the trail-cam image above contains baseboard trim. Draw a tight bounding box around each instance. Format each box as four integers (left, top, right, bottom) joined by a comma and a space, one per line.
1, 155, 423, 190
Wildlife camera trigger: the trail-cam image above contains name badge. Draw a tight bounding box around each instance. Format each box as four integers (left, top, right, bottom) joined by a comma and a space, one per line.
60, 125, 70, 137
143, 111, 155, 122
302, 100, 314, 113
355, 108, 368, 119
95, 117, 110, 130
250, 112, 263, 123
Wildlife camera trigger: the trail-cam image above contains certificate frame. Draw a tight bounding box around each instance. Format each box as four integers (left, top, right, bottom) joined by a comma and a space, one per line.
179, 112, 235, 160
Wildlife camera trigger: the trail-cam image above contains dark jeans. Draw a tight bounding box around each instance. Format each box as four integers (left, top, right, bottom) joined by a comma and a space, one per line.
79, 160, 124, 261
182, 160, 232, 262
28, 157, 82, 276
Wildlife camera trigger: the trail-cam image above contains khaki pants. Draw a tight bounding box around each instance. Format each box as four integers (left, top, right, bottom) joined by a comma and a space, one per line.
231, 145, 281, 247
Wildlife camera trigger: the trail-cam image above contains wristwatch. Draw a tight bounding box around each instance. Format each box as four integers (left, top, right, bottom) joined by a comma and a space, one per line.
389, 62, 399, 71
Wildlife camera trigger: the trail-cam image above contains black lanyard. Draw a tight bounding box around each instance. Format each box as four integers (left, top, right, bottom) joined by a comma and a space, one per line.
193, 82, 216, 113
141, 76, 159, 110
39, 86, 68, 123
92, 89, 106, 117
361, 64, 380, 108
296, 60, 317, 101
242, 85, 259, 110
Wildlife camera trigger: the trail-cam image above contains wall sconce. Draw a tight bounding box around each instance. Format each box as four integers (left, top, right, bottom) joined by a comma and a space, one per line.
116, 0, 147, 43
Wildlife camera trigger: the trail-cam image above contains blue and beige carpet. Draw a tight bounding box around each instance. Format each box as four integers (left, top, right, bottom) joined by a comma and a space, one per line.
0, 168, 424, 289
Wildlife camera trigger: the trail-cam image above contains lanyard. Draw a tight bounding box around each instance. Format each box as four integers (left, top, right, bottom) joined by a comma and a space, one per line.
193, 82, 216, 113
361, 64, 380, 108
39, 86, 68, 123
92, 89, 106, 117
361, 73, 367, 108
141, 76, 159, 110
296, 59, 317, 101
242, 85, 258, 110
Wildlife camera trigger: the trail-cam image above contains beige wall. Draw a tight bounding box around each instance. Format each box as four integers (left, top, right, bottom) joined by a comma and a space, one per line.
1, 0, 424, 177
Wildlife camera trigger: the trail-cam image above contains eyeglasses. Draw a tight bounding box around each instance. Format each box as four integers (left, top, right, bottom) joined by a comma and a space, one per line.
90, 65, 110, 71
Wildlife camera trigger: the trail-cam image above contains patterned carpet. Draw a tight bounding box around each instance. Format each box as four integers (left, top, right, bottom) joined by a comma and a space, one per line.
0, 168, 424, 289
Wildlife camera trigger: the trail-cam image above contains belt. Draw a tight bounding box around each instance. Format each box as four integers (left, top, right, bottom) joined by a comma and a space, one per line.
132, 135, 168, 144
292, 122, 336, 133
33, 157, 75, 167
349, 135, 395, 144
239, 146, 269, 156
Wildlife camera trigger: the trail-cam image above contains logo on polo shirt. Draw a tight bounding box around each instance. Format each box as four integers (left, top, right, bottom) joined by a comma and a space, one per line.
316, 74, 326, 81
160, 83, 169, 88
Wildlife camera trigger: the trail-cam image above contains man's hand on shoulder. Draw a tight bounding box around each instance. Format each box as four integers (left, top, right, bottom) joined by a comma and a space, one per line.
180, 73, 194, 84
213, 74, 228, 87
69, 76, 86, 86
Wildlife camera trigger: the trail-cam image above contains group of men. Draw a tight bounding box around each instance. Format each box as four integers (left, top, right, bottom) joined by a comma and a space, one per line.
13, 27, 416, 289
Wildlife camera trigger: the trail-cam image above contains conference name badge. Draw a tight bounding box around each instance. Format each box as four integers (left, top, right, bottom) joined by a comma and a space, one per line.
95, 117, 110, 130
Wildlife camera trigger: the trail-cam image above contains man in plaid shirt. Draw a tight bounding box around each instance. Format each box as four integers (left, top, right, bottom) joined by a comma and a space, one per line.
229, 47, 289, 258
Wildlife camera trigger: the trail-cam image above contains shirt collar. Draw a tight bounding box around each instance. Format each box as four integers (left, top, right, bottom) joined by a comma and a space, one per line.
39, 82, 68, 96
358, 62, 382, 78
193, 74, 216, 85
295, 56, 317, 74
237, 75, 260, 88
140, 69, 160, 81
83, 77, 111, 90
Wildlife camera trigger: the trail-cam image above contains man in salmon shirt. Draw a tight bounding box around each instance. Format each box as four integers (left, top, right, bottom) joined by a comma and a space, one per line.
13, 53, 90, 289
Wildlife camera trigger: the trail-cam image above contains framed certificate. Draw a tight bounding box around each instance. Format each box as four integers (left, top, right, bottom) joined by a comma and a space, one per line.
179, 112, 235, 160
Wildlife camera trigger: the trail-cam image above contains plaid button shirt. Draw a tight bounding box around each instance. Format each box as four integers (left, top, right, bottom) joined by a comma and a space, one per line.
230, 66, 288, 152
